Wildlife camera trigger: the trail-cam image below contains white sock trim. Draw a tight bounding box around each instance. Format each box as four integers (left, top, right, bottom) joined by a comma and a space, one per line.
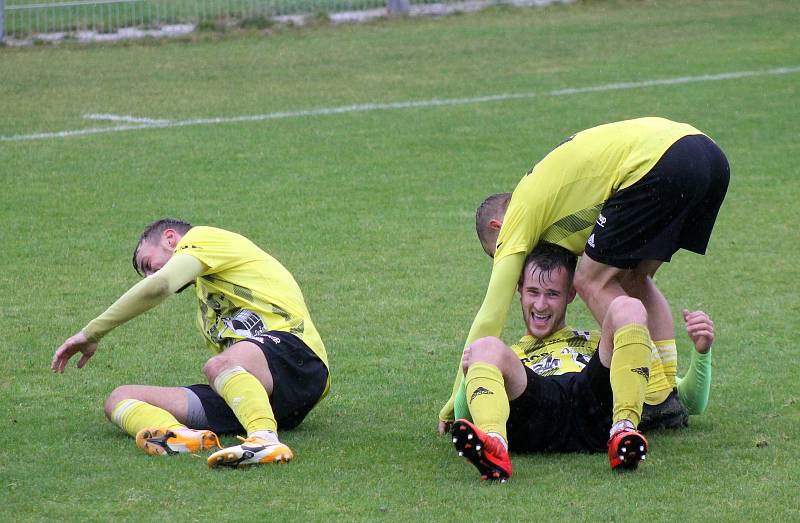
212, 365, 248, 392
249, 430, 279, 443
111, 398, 141, 428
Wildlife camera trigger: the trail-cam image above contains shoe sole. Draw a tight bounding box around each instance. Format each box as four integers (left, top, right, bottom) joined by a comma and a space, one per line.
207, 445, 293, 468
136, 428, 219, 456
610, 432, 647, 471
452, 420, 510, 482
136, 428, 180, 456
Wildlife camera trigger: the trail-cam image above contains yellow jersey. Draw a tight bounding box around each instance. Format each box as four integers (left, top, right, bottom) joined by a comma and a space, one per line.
512, 326, 671, 402
174, 226, 328, 368
495, 117, 704, 262
512, 327, 599, 376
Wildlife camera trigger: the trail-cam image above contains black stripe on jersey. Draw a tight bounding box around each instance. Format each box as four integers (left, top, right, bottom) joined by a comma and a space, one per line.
517, 329, 595, 354
232, 284, 253, 302
290, 319, 305, 336
540, 203, 604, 244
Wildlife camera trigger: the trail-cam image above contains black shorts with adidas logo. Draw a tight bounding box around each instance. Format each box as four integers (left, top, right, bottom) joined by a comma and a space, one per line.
585, 134, 730, 269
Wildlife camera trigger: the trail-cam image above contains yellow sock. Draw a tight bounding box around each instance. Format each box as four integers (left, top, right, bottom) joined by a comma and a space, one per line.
610, 324, 653, 427
644, 341, 671, 405
111, 399, 185, 437
655, 339, 678, 389
465, 363, 509, 441
214, 366, 277, 434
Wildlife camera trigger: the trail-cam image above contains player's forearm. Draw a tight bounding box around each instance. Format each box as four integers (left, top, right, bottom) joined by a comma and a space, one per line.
463, 253, 524, 347
676, 349, 712, 415
82, 254, 203, 341
83, 275, 172, 341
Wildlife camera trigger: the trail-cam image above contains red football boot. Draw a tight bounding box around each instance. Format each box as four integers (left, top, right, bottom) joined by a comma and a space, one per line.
608, 426, 648, 471
452, 419, 512, 482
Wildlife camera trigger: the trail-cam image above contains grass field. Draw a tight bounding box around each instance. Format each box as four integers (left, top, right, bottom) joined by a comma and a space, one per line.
1, 0, 799, 520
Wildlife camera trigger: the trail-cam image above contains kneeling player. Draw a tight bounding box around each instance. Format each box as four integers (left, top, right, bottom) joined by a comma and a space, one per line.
443, 243, 714, 480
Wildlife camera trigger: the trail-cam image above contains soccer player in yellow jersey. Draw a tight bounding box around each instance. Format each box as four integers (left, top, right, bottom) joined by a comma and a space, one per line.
51, 219, 330, 468
448, 244, 715, 481
440, 117, 728, 472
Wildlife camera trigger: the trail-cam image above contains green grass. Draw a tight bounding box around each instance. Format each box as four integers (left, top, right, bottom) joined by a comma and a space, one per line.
2, 0, 799, 520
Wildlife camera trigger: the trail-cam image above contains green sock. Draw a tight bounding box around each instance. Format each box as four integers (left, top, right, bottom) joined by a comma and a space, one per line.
453, 376, 472, 421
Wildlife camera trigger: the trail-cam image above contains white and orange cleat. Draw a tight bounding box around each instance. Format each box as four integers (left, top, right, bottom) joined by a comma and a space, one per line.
207, 434, 293, 468
136, 427, 221, 456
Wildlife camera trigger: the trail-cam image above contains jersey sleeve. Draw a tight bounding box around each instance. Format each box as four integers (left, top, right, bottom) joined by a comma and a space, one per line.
173, 227, 252, 275
676, 349, 712, 415
82, 254, 204, 341
464, 252, 525, 347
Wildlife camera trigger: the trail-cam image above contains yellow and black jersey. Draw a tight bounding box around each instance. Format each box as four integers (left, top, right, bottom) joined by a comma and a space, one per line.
512, 325, 672, 402
511, 327, 600, 376
494, 117, 704, 262
174, 226, 327, 368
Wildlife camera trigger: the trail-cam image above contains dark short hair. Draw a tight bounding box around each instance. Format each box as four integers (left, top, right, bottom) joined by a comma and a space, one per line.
521, 242, 577, 287
132, 218, 193, 276
475, 192, 511, 250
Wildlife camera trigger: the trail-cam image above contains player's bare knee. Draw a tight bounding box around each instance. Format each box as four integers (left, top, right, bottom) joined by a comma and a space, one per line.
104, 385, 135, 419
607, 295, 647, 330
202, 353, 229, 383
466, 337, 515, 373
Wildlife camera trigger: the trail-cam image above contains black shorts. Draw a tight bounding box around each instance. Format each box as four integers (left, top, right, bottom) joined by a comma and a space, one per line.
585, 134, 730, 269
186, 331, 328, 434
506, 352, 613, 453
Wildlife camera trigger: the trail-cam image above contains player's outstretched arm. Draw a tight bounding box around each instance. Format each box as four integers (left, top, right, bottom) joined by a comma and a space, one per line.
438, 254, 524, 433
50, 254, 204, 373
676, 309, 714, 415
51, 331, 97, 373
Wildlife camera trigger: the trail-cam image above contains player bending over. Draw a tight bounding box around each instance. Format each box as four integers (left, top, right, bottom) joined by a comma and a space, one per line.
52, 219, 329, 468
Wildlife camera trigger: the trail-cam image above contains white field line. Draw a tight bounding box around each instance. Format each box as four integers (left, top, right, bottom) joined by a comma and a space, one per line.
2, 65, 799, 143
83, 113, 172, 124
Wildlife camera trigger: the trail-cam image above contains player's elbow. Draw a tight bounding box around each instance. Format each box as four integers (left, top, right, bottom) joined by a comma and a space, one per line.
141, 274, 171, 299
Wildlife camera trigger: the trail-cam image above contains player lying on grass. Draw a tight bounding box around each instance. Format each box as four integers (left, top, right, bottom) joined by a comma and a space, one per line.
440, 243, 714, 481
51, 219, 329, 468
445, 117, 728, 465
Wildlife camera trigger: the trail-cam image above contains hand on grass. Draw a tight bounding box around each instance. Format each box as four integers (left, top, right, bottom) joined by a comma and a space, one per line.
52, 331, 97, 373
438, 420, 453, 435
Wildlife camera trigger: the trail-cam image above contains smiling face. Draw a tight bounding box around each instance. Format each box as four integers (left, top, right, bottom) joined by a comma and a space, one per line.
519, 262, 576, 339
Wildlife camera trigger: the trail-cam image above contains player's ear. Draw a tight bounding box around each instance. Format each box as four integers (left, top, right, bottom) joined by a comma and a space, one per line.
566, 286, 577, 304
163, 229, 178, 248
488, 218, 503, 231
